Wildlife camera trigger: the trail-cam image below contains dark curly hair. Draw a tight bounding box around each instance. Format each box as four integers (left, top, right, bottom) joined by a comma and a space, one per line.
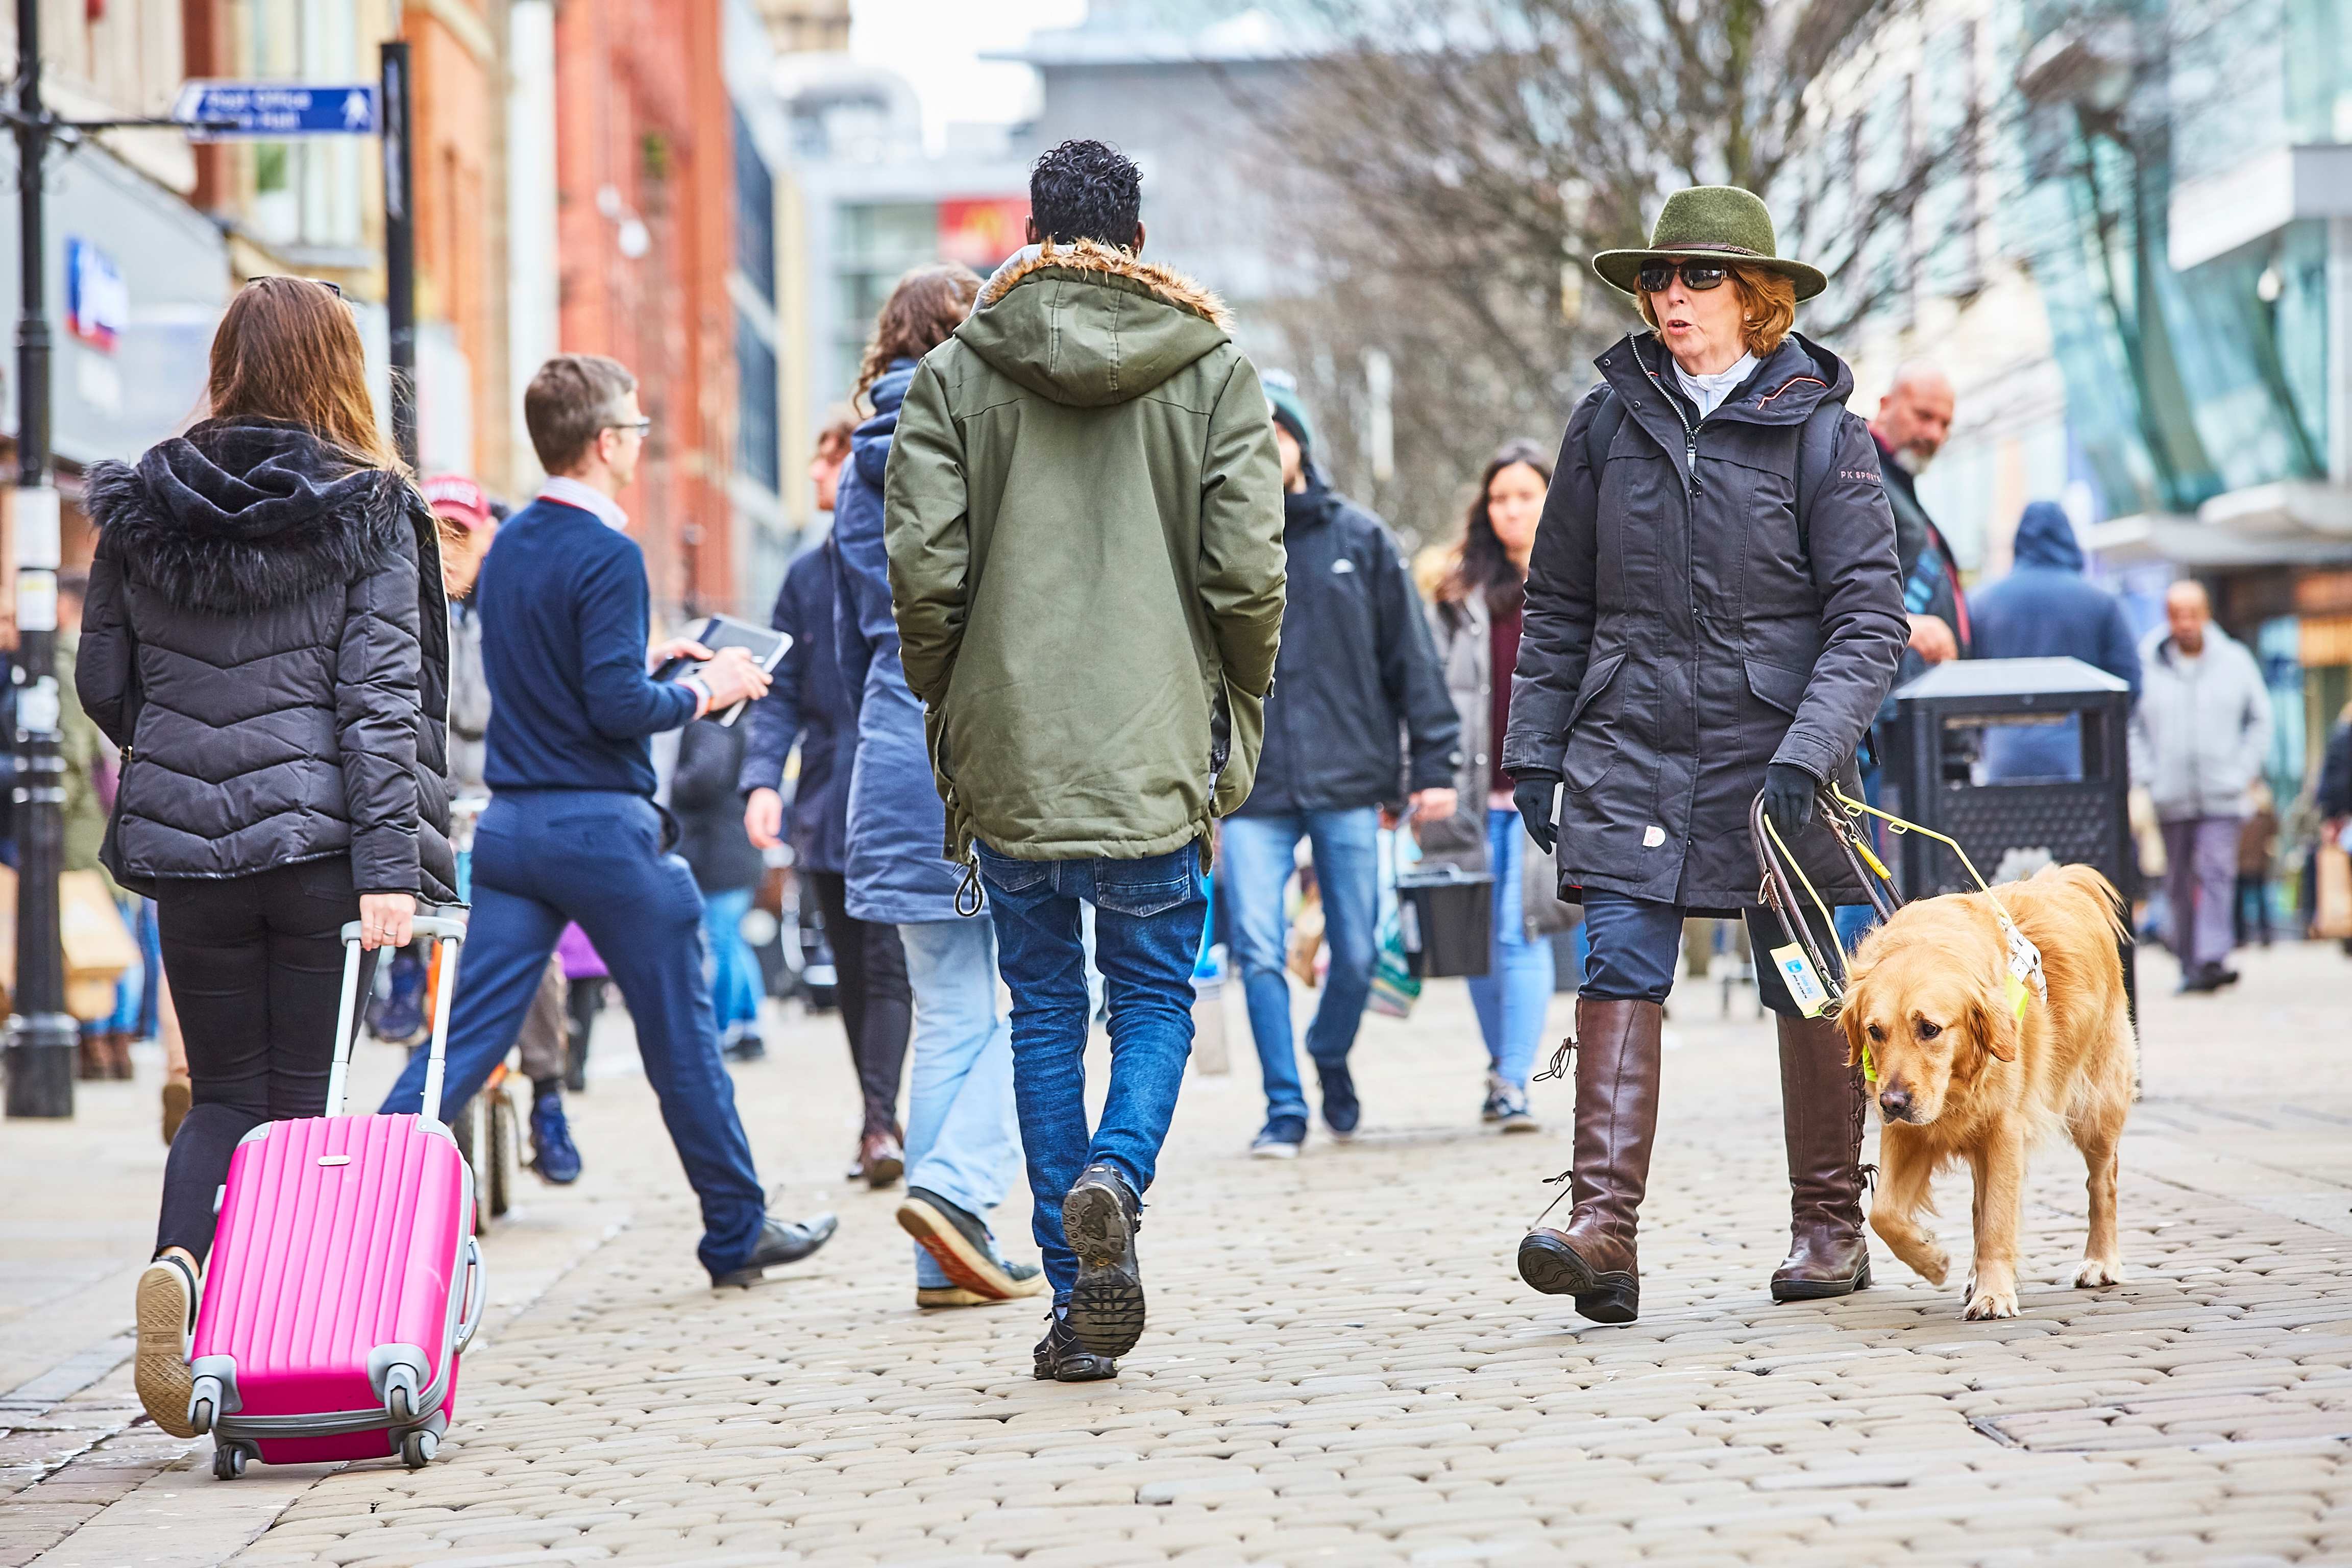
1028, 139, 1142, 247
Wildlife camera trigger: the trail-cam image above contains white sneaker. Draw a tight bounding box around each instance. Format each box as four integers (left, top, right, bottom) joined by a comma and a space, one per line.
1249, 1120, 1305, 1159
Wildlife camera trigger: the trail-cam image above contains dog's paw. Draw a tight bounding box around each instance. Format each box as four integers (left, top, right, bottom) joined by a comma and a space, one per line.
1963, 1284, 2020, 1320
2075, 1258, 2127, 1288
1914, 1246, 1951, 1287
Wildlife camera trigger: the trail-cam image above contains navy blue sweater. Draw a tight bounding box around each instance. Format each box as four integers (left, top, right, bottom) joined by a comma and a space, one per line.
478, 497, 696, 796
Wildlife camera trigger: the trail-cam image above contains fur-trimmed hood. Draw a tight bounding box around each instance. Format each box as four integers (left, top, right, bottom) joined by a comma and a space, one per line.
955, 237, 1234, 409
83, 419, 419, 616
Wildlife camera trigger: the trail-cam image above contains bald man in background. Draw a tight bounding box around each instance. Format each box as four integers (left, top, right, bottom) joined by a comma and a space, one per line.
1869, 362, 1971, 679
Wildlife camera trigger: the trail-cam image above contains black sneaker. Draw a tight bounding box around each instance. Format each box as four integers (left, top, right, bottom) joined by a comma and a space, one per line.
1033, 1310, 1117, 1381
1061, 1164, 1144, 1357
1317, 1058, 1360, 1140
709, 1212, 839, 1288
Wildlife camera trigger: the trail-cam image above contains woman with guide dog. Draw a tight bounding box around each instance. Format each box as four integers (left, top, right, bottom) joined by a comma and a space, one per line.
1503, 187, 1907, 1322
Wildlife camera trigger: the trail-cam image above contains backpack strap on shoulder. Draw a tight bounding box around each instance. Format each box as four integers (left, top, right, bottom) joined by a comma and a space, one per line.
1793, 402, 1846, 559
1581, 389, 1629, 480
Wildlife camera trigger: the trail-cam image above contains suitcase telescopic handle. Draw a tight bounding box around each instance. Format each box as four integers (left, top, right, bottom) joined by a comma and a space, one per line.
323, 914, 468, 1121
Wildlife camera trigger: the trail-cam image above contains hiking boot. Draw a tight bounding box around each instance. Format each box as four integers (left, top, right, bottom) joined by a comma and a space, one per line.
1770, 1012, 1872, 1302
1491, 1074, 1539, 1134
1515, 999, 1662, 1324
709, 1212, 839, 1287
1316, 1057, 1360, 1140
528, 1089, 582, 1185
1249, 1115, 1306, 1159
134, 1253, 199, 1437
1033, 1310, 1118, 1381
1061, 1164, 1144, 1357
897, 1186, 1047, 1302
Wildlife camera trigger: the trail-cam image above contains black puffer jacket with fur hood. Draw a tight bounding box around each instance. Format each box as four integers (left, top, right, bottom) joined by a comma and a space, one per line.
78, 420, 457, 902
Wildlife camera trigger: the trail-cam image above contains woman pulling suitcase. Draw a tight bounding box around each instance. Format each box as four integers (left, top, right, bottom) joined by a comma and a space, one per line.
79, 276, 457, 1435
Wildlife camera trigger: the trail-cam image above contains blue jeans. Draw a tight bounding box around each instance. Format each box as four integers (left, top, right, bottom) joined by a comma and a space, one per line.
1583, 890, 1848, 1018
976, 839, 1206, 1303
897, 915, 1021, 1289
1466, 808, 1556, 1090
381, 791, 766, 1276
700, 886, 763, 1047
1218, 808, 1380, 1122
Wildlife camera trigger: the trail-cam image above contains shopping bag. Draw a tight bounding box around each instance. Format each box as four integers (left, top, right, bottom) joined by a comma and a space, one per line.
1367, 904, 1421, 1018
2317, 841, 2352, 940
60, 870, 138, 1021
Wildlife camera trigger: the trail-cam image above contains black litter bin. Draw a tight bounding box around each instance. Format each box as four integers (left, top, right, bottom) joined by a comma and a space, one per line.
1890, 655, 2137, 1012
1395, 866, 1493, 978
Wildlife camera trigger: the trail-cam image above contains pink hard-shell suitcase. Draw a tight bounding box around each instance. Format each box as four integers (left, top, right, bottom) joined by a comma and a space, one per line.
187, 914, 483, 1479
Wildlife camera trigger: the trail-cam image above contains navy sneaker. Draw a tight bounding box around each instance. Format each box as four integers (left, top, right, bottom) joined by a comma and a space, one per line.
528, 1089, 582, 1185
1249, 1115, 1307, 1159
1317, 1058, 1360, 1140
1061, 1164, 1145, 1358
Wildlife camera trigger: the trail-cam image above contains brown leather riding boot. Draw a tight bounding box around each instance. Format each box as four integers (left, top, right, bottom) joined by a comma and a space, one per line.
1515, 998, 1663, 1323
1771, 1012, 1873, 1301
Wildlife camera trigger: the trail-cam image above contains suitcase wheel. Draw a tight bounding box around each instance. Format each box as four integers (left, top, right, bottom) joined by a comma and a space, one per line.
399, 1428, 437, 1469
384, 1364, 420, 1424
212, 1442, 249, 1480
188, 1374, 223, 1435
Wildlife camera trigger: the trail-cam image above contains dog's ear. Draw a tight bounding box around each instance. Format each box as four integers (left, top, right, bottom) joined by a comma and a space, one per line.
1838, 961, 1871, 1068
1968, 988, 2021, 1064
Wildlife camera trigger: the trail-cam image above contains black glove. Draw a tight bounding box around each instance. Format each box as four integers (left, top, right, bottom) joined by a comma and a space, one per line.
1512, 772, 1562, 856
1761, 763, 1820, 839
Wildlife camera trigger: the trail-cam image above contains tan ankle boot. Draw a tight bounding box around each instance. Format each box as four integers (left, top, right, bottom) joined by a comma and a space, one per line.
1516, 998, 1663, 1322
1770, 1012, 1872, 1301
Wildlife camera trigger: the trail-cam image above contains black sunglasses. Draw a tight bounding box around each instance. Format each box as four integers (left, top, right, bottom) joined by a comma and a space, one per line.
242, 276, 345, 298
1636, 260, 1730, 293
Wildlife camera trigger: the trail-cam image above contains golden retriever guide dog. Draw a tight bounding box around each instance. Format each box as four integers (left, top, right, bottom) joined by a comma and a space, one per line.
1838, 864, 2136, 1320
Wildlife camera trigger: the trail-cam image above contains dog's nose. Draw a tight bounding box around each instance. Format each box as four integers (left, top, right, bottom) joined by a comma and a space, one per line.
1878, 1085, 1913, 1121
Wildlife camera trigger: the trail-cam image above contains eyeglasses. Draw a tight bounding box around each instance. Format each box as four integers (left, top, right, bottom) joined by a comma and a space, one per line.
605, 419, 652, 436
1636, 260, 1731, 293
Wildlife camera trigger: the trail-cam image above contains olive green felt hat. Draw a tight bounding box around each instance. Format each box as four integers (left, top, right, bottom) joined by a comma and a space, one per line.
1591, 185, 1828, 303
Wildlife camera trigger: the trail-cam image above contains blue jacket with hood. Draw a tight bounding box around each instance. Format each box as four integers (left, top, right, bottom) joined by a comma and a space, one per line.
1972, 500, 2143, 781
831, 359, 967, 923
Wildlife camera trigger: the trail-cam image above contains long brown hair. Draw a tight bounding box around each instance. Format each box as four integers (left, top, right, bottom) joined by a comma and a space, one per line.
208, 276, 398, 470
853, 263, 980, 412
1441, 439, 1553, 625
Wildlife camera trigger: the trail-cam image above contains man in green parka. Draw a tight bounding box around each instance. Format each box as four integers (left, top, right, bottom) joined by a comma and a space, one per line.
884, 138, 1285, 1380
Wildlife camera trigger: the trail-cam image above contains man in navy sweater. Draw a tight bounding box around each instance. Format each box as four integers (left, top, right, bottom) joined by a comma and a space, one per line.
383, 354, 836, 1286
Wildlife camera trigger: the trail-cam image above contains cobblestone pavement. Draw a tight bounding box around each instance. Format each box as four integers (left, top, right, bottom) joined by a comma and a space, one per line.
8, 936, 2352, 1565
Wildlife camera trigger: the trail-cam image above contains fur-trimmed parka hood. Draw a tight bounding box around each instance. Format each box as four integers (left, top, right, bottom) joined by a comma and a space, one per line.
83, 419, 419, 616
955, 238, 1234, 409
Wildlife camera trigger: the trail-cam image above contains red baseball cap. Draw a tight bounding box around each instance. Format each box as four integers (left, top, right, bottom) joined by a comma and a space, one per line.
422, 474, 492, 531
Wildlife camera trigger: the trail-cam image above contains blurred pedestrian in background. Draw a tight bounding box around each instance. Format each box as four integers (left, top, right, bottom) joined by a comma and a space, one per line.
2316, 703, 2352, 954
1868, 362, 1970, 681
428, 474, 580, 1184
380, 353, 835, 1288
673, 705, 769, 1062
1422, 439, 1577, 1133
888, 139, 1285, 1377
2235, 781, 2278, 949
832, 262, 1042, 1307
2132, 579, 2272, 994
1508, 187, 1904, 1324
81, 275, 457, 1435
809, 415, 852, 516
744, 424, 911, 1186
1221, 373, 1458, 1160
1970, 500, 2142, 782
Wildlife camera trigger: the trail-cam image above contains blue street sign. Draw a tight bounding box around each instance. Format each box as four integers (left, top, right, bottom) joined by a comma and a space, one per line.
170, 81, 380, 139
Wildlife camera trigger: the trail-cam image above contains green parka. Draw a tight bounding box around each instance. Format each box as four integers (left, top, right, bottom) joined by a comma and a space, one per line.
883, 239, 1287, 863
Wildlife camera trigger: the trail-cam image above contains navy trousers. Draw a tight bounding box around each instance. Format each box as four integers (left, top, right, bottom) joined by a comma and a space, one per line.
381, 790, 766, 1275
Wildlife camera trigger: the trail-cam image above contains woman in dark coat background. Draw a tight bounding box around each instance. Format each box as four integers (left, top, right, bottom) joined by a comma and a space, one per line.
1503, 187, 1905, 1324
79, 276, 456, 1436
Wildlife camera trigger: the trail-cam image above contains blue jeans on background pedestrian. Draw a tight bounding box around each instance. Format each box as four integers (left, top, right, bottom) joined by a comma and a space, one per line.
1218, 808, 1379, 1124
381, 790, 767, 1277
1467, 807, 1554, 1090
700, 886, 763, 1051
896, 915, 1022, 1289
976, 839, 1205, 1303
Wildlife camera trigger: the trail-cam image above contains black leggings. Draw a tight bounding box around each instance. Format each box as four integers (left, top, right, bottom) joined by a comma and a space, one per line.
806, 870, 912, 1135
154, 860, 374, 1262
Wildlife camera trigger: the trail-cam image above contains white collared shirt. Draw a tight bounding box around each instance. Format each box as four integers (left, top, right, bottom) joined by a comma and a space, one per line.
1674, 351, 1757, 421
537, 475, 629, 532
